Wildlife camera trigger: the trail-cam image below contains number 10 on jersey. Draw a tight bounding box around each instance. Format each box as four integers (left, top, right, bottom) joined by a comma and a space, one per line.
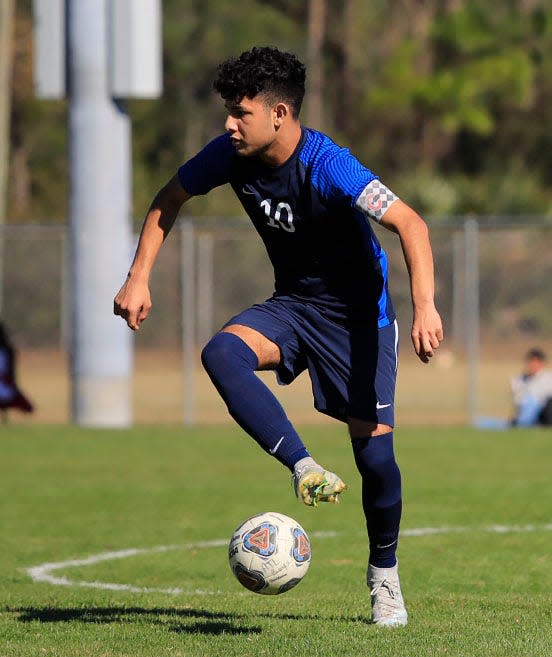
260, 199, 295, 233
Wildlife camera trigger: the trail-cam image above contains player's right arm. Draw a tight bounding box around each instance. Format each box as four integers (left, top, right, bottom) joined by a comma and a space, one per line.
114, 133, 233, 329
114, 175, 191, 330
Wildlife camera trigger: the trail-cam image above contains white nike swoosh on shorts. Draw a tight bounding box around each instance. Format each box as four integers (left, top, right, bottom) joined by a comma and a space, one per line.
376, 402, 391, 409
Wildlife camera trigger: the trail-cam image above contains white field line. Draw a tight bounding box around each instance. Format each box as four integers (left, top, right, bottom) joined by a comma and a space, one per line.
25, 539, 229, 596
25, 524, 552, 596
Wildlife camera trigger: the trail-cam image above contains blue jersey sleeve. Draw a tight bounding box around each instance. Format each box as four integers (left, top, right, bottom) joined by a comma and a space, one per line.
313, 145, 379, 207
177, 133, 234, 196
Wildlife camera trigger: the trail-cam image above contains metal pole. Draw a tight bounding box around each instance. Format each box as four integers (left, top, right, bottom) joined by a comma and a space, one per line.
67, 0, 133, 426
59, 227, 70, 350
181, 221, 195, 426
464, 218, 480, 425
197, 232, 214, 345
0, 0, 15, 314
452, 229, 464, 348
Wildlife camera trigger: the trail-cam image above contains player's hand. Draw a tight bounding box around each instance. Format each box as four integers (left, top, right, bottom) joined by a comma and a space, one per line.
113, 275, 152, 331
411, 303, 443, 364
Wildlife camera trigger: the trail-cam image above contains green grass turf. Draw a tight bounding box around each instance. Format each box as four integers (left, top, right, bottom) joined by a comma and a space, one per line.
1, 424, 551, 657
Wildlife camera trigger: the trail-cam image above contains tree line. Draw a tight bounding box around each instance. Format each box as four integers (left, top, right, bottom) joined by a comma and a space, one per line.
7, 0, 552, 224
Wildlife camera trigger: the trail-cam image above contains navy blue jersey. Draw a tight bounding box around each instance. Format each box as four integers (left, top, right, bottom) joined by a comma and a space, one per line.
178, 128, 397, 327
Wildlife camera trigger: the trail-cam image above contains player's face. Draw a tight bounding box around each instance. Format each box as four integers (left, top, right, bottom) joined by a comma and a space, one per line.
525, 356, 545, 376
224, 96, 277, 157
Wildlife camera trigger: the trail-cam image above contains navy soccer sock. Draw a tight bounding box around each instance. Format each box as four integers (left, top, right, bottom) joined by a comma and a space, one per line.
351, 432, 402, 568
201, 332, 309, 471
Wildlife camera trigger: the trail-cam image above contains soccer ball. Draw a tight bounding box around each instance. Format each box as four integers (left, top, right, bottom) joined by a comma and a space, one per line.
228, 512, 311, 595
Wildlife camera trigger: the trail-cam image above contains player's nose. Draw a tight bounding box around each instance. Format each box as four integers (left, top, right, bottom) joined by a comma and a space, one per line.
225, 114, 238, 133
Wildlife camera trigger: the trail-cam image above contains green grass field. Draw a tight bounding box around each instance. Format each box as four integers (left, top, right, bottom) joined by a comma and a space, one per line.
1, 424, 551, 657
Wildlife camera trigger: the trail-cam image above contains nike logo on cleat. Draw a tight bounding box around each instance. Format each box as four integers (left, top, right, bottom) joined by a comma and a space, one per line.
269, 436, 285, 454
376, 402, 391, 409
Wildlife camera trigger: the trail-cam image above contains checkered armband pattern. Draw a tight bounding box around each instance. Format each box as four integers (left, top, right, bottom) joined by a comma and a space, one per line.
355, 180, 399, 222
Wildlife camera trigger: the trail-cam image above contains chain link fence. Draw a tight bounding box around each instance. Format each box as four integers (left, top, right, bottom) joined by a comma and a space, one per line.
3, 218, 552, 425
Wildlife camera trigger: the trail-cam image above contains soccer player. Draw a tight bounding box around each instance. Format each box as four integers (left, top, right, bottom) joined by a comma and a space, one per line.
114, 46, 443, 626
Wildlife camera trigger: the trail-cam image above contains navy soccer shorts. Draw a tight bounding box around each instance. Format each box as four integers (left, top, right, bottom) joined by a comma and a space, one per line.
224, 296, 399, 426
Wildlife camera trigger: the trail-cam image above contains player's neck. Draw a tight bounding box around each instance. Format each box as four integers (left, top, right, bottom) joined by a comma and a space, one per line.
259, 122, 302, 167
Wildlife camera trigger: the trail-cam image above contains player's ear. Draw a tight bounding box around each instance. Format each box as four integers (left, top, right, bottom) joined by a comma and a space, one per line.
273, 102, 289, 127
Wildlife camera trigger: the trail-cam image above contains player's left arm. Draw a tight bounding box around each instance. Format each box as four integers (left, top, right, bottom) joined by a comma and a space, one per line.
380, 200, 444, 363
319, 149, 443, 362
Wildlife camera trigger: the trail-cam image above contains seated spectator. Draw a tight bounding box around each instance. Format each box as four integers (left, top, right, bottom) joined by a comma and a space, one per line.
510, 348, 552, 427
0, 322, 34, 418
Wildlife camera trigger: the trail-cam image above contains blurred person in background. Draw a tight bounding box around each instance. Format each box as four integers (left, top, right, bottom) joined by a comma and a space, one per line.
510, 348, 552, 427
0, 322, 34, 418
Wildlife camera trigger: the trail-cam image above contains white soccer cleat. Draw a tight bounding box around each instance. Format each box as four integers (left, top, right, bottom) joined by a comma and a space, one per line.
292, 458, 347, 507
367, 562, 408, 627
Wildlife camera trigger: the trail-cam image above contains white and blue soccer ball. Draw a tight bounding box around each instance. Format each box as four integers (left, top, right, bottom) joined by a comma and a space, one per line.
228, 512, 311, 595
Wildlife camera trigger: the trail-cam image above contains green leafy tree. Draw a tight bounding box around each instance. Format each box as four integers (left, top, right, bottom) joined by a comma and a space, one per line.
6, 0, 552, 222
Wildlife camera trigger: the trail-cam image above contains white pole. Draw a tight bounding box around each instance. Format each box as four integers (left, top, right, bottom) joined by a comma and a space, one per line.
181, 221, 196, 426
67, 0, 133, 426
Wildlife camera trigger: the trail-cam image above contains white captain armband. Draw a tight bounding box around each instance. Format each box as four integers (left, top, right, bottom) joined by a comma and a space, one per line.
355, 180, 399, 222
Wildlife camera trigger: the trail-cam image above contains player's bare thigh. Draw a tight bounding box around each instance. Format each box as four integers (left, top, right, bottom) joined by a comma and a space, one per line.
222, 324, 281, 370
348, 417, 393, 438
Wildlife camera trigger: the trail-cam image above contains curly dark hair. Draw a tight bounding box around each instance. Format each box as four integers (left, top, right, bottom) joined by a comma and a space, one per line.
213, 46, 306, 118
